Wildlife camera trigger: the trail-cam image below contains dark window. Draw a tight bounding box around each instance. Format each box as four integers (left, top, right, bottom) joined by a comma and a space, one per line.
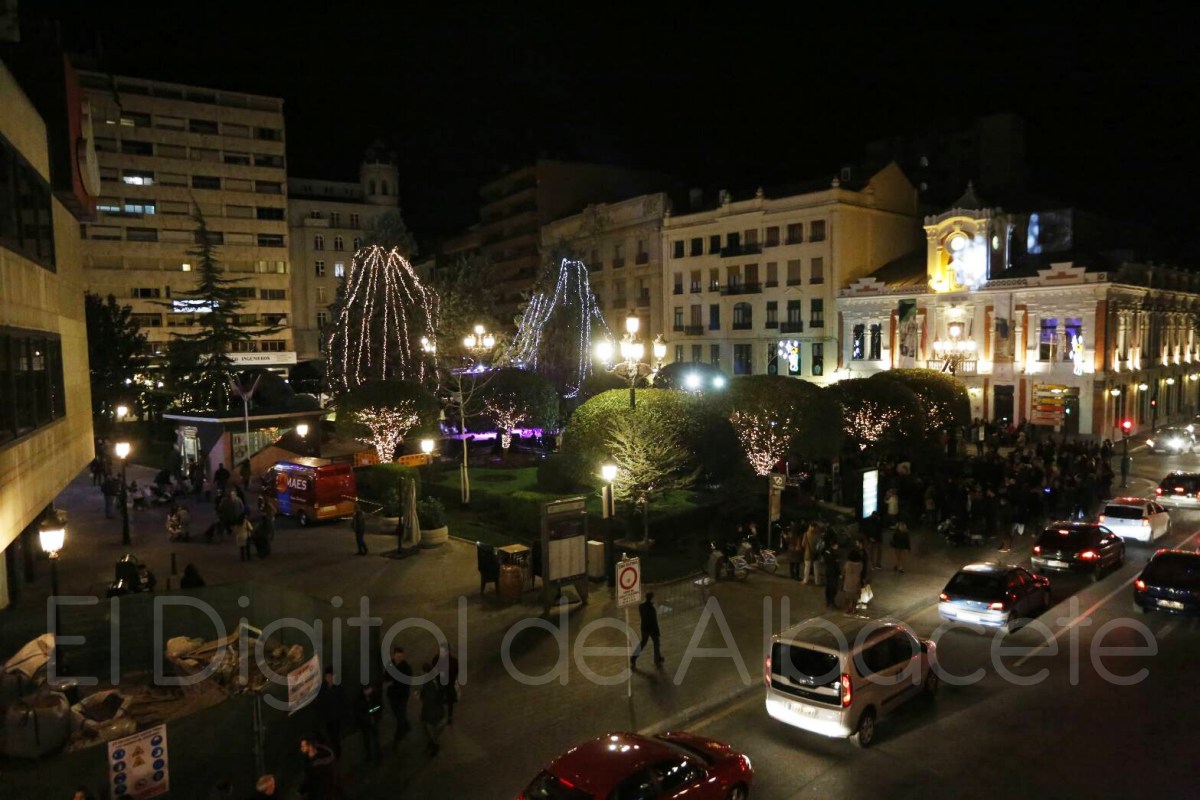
1143, 554, 1200, 588
223, 152, 251, 165
765, 226, 780, 246
256, 207, 285, 220
255, 127, 283, 141
811, 343, 823, 375
260, 288, 286, 300
734, 343, 753, 375
709, 234, 721, 254
786, 223, 803, 244
726, 231, 740, 249
692, 344, 702, 362
766, 301, 778, 326
0, 330, 66, 445
690, 237, 703, 256
733, 302, 752, 329
188, 118, 219, 134
810, 220, 826, 241
786, 300, 802, 324
771, 642, 839, 685
709, 304, 720, 330
257, 233, 285, 247
120, 139, 154, 156
673, 240, 685, 258
192, 175, 222, 190
126, 227, 158, 242
253, 153, 285, 168
869, 324, 882, 360
655, 759, 705, 794
810, 298, 825, 328
0, 136, 57, 270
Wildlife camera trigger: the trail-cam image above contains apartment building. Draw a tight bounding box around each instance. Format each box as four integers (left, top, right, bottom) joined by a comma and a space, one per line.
540, 192, 670, 338
288, 145, 400, 362
839, 195, 1200, 437
76, 70, 295, 369
443, 160, 676, 321
661, 163, 920, 381
0, 57, 94, 608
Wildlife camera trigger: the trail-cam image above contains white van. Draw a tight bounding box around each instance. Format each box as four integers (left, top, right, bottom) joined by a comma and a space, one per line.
765, 616, 938, 748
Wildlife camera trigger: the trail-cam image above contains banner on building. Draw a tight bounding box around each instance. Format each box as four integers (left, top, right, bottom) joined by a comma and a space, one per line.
897, 300, 919, 366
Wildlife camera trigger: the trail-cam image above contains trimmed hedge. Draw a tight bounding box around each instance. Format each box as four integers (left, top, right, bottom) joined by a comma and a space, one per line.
354, 463, 422, 516
536, 452, 582, 493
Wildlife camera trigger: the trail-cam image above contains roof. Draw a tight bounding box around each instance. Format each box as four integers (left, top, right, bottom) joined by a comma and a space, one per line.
960, 562, 1016, 574
776, 614, 896, 653
863, 250, 927, 289
1106, 497, 1154, 505
547, 733, 675, 793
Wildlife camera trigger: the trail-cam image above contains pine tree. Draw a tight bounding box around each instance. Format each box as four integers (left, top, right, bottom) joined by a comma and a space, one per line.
165, 213, 281, 411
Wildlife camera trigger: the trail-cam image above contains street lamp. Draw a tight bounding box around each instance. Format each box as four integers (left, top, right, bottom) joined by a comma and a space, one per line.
453, 324, 497, 504
932, 321, 978, 376
115, 440, 132, 546
40, 513, 67, 676
295, 423, 309, 438
420, 438, 435, 464
600, 463, 618, 586
115, 404, 129, 422
594, 314, 667, 408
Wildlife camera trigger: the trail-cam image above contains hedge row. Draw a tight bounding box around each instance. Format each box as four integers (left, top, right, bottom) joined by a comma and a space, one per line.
354, 463, 422, 516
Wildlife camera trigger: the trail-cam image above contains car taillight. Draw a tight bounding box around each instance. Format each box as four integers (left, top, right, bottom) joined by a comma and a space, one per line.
938, 592, 949, 602
1080, 550, 1098, 560
840, 673, 852, 708
989, 601, 1006, 610
1098, 515, 1106, 523
1156, 487, 1163, 495
1032, 545, 1042, 555
1134, 578, 1146, 591
1142, 518, 1151, 527
764, 656, 772, 686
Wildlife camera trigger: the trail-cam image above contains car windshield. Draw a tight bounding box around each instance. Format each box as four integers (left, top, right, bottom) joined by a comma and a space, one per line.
1144, 555, 1200, 589
1103, 505, 1144, 520
1037, 528, 1091, 548
945, 571, 1004, 599
524, 771, 593, 800
771, 642, 839, 684
1160, 476, 1197, 492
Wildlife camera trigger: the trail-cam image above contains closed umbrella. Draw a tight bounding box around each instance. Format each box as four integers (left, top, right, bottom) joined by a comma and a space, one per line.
403, 476, 421, 549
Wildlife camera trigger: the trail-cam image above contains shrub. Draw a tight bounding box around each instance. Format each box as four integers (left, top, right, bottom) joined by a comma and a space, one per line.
416, 496, 447, 529
353, 463, 421, 516
537, 452, 582, 493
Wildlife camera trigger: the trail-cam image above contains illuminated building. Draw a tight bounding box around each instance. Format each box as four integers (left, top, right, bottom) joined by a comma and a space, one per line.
74, 70, 296, 370
661, 163, 921, 381
838, 188, 1200, 436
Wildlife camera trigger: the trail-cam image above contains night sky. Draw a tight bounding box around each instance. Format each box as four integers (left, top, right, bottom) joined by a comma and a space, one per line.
32, 2, 1200, 255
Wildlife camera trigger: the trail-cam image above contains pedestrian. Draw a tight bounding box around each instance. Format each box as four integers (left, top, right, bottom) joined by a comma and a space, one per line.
630, 591, 663, 668
250, 774, 277, 799
214, 462, 230, 493
236, 516, 254, 562
175, 503, 191, 541
90, 457, 104, 486
71, 786, 95, 800
841, 544, 865, 614
135, 563, 156, 592
885, 488, 900, 526
419, 663, 448, 756
298, 736, 341, 800
218, 490, 244, 540
353, 683, 383, 765
352, 504, 368, 555
239, 459, 252, 491
787, 522, 803, 580
801, 524, 820, 585
821, 539, 841, 609
180, 563, 206, 589
432, 643, 461, 724
202, 475, 212, 501
102, 475, 117, 519
862, 511, 883, 570
891, 522, 911, 574
385, 647, 413, 750
315, 668, 346, 757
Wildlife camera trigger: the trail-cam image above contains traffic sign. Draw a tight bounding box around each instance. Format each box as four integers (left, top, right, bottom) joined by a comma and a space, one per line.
616, 557, 642, 608
109, 723, 169, 799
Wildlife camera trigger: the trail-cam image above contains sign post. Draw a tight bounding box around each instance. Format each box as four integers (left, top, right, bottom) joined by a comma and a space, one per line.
616, 556, 642, 698
541, 497, 590, 613
108, 723, 169, 799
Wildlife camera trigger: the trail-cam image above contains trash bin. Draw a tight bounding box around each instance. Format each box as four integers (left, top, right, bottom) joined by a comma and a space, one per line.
498, 564, 523, 602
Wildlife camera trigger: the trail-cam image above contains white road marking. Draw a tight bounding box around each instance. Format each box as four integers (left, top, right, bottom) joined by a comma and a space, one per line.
1159, 619, 1178, 641
1015, 526, 1200, 667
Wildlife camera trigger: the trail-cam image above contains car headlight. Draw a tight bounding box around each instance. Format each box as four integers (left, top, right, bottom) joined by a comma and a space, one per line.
1147, 439, 1155, 448
1170, 439, 1183, 449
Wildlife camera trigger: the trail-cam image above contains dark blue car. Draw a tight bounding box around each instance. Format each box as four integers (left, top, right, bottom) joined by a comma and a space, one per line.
1134, 550, 1200, 615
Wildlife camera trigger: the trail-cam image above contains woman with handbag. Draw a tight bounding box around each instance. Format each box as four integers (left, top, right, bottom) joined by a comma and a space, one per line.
841, 545, 865, 614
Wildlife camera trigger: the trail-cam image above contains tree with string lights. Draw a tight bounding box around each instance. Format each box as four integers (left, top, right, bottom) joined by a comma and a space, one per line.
480, 367, 559, 454
335, 379, 439, 462
325, 245, 438, 394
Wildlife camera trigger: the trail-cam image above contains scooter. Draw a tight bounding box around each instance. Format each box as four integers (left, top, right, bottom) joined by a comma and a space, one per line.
738, 535, 779, 574
707, 541, 749, 581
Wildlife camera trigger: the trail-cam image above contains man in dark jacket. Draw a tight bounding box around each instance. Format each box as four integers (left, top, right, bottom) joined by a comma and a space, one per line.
314, 669, 345, 757
630, 592, 663, 669
822, 539, 842, 609
298, 737, 340, 799
385, 647, 413, 750
353, 683, 383, 765
352, 505, 367, 555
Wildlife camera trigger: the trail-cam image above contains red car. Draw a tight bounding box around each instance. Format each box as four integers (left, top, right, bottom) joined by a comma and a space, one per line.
521, 731, 753, 800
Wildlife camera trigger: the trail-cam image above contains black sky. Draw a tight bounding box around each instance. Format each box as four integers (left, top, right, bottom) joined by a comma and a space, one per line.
32, 1, 1200, 253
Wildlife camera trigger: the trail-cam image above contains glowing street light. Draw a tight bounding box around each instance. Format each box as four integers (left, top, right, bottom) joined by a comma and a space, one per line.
296, 423, 310, 438
594, 314, 667, 408
115, 404, 129, 421
600, 463, 618, 586
115, 441, 132, 545
40, 513, 67, 676
420, 438, 435, 455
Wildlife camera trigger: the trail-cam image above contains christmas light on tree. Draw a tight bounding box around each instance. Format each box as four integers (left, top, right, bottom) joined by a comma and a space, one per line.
354, 403, 421, 463
484, 397, 529, 451
506, 258, 610, 397
326, 245, 438, 394
730, 411, 796, 476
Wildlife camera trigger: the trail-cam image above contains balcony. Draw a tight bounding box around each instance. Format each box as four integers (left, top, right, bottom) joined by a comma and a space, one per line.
612, 257, 626, 268
635, 253, 649, 265
612, 297, 627, 309
673, 286, 684, 295
636, 291, 651, 307
689, 283, 702, 294
764, 280, 779, 288
809, 319, 825, 329
765, 238, 780, 248
720, 282, 763, 296
786, 279, 803, 286
780, 321, 804, 333
785, 237, 803, 245
708, 282, 720, 292
732, 322, 753, 331
719, 243, 763, 258
684, 325, 705, 336
765, 321, 779, 329
926, 359, 978, 375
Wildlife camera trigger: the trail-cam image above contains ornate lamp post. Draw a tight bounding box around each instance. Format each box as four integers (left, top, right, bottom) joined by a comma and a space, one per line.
600, 463, 618, 587
594, 314, 667, 408
932, 320, 977, 376
454, 324, 497, 504
40, 513, 67, 676
115, 440, 132, 545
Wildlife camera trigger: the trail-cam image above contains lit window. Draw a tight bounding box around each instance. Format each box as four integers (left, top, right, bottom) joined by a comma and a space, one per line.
334, 262, 345, 278
181, 263, 192, 272
122, 171, 155, 186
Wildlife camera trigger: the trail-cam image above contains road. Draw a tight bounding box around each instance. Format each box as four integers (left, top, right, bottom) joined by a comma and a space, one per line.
669, 450, 1200, 799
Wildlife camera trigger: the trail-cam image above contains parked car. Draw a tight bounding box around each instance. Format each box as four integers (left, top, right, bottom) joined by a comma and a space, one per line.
1098, 497, 1171, 542
1146, 427, 1197, 454
1133, 549, 1200, 615
765, 616, 937, 748
1031, 523, 1126, 581
521, 731, 753, 800
1156, 472, 1200, 508
937, 563, 1052, 630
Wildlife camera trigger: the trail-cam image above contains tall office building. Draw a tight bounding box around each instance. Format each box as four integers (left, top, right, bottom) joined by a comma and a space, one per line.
75, 70, 295, 371
0, 55, 95, 608
288, 144, 400, 363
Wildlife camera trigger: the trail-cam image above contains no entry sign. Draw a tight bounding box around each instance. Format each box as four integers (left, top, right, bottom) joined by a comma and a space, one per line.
616, 557, 642, 608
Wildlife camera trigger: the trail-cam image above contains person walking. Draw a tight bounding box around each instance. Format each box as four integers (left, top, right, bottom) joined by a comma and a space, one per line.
353, 683, 383, 765
419, 663, 448, 756
180, 563, 206, 589
352, 504, 368, 555
801, 524, 820, 585
236, 515, 254, 562
298, 736, 341, 800
841, 544, 865, 614
102, 474, 118, 518
213, 462, 231, 494
239, 459, 252, 491
432, 643, 461, 724
891, 522, 911, 574
385, 647, 413, 750
862, 511, 883, 570
821, 539, 841, 609
630, 592, 664, 669
315, 668, 346, 758
787, 522, 803, 580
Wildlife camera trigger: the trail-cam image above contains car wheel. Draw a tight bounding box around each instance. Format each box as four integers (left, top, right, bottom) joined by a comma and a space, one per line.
1116, 548, 1126, 569
923, 669, 940, 697
1090, 567, 1101, 583
851, 709, 877, 748
726, 784, 749, 800
297, 511, 309, 527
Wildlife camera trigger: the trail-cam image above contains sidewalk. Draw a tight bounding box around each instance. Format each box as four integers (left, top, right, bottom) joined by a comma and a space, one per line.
7, 465, 1157, 799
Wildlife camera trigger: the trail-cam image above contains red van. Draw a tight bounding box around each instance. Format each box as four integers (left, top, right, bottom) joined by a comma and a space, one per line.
269, 458, 357, 526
